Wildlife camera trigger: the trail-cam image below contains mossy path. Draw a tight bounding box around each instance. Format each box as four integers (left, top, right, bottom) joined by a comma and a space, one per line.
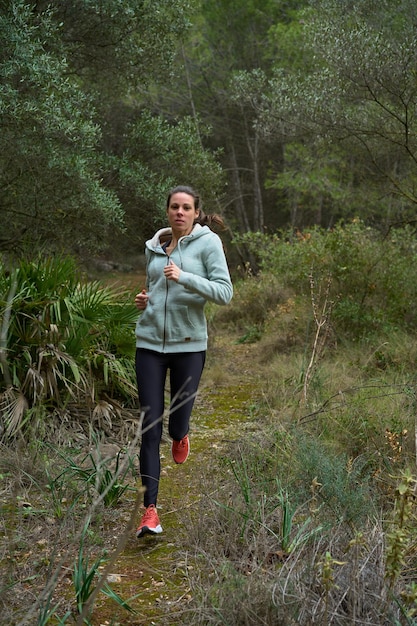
90, 333, 262, 625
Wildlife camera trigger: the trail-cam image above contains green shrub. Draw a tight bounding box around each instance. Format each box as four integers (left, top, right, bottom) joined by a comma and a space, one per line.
234, 221, 417, 338
212, 272, 293, 342
289, 434, 375, 525
0, 255, 138, 440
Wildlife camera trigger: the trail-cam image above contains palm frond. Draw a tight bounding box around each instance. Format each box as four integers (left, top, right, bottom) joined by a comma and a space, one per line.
0, 388, 29, 438
1, 255, 139, 439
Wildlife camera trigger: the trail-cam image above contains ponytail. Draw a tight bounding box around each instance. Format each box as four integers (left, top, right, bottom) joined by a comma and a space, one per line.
196, 210, 226, 231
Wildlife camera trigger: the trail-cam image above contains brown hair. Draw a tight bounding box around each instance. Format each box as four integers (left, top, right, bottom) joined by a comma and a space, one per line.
166, 185, 226, 231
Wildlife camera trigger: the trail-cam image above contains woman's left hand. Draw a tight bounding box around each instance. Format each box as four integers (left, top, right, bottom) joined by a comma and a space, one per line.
164, 260, 181, 282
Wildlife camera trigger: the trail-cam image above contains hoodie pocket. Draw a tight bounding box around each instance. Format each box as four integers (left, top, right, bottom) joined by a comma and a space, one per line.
165, 305, 206, 342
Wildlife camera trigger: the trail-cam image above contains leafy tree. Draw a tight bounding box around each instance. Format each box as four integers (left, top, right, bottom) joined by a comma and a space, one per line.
41, 0, 197, 91
156, 0, 307, 235
116, 111, 225, 243
0, 1, 124, 253
0, 0, 224, 256
257, 0, 417, 228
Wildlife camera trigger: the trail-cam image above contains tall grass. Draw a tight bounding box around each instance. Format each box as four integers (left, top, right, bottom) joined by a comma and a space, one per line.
180, 225, 417, 624
0, 434, 143, 625
2, 225, 417, 623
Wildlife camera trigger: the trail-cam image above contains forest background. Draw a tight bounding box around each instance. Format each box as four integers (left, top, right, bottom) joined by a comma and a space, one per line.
2, 0, 417, 624
3, 0, 417, 261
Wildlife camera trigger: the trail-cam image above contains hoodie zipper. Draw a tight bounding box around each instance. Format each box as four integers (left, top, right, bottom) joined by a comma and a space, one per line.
162, 237, 187, 351
162, 254, 171, 351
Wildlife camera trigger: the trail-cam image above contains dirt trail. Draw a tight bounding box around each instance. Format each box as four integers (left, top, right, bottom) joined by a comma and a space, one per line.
91, 333, 261, 625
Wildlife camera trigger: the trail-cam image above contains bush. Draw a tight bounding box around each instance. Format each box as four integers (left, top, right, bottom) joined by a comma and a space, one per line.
0, 255, 138, 440
234, 221, 417, 338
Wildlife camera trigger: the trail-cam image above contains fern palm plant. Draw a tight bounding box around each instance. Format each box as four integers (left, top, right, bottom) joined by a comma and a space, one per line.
0, 255, 138, 439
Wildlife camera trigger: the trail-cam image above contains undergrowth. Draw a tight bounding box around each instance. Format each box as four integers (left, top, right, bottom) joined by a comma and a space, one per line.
2, 227, 417, 624
181, 238, 417, 625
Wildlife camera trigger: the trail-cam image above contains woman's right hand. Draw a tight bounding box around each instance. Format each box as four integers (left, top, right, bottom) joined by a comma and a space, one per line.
134, 289, 149, 310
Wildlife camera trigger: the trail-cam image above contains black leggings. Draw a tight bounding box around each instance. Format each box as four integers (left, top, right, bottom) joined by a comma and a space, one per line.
135, 348, 206, 507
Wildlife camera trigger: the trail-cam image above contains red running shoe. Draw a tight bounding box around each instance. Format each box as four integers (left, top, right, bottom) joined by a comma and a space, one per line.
172, 435, 190, 464
136, 505, 162, 538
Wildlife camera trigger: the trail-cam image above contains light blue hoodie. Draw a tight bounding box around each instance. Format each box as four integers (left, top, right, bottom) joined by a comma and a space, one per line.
135, 223, 233, 353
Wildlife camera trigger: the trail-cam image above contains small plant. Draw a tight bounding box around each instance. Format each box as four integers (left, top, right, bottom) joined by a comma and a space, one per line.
236, 324, 262, 344
43, 441, 135, 508
401, 581, 417, 620
301, 271, 334, 405
45, 467, 72, 520
88, 448, 134, 507
317, 551, 347, 625
277, 486, 322, 555
73, 518, 135, 624
385, 468, 417, 588
227, 450, 252, 506
37, 589, 71, 626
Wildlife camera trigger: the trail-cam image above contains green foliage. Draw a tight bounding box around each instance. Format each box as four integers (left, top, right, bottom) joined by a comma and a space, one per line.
0, 255, 138, 440
259, 0, 417, 227
0, 0, 220, 255
0, 438, 142, 622
385, 469, 417, 588
214, 272, 288, 340
226, 429, 374, 529
167, 0, 304, 234
201, 0, 292, 68
37, 591, 71, 626
118, 111, 224, 235
276, 487, 322, 554
5, 0, 417, 255
264, 141, 354, 225
234, 221, 417, 338
43, 440, 135, 511
187, 424, 385, 623
73, 517, 135, 623
51, 0, 197, 90
0, 1, 124, 254
290, 435, 374, 524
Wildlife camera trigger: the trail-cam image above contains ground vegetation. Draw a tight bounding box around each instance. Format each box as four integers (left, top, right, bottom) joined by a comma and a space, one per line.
1, 221, 417, 623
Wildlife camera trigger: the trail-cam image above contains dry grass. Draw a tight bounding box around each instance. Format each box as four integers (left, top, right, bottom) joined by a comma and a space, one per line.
2, 274, 417, 624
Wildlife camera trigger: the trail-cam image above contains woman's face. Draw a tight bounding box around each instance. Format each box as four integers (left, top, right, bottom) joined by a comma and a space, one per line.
167, 192, 199, 236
